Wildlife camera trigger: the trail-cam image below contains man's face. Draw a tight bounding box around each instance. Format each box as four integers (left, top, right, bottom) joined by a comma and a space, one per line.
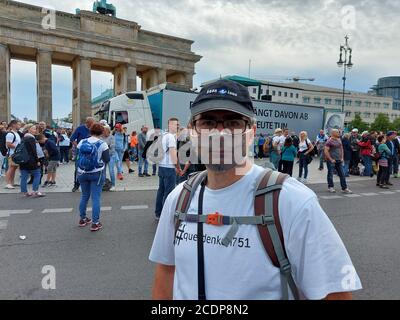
283, 129, 289, 137
169, 120, 179, 135
191, 110, 254, 172
143, 127, 148, 134
320, 130, 324, 136
331, 130, 340, 138
39, 122, 46, 130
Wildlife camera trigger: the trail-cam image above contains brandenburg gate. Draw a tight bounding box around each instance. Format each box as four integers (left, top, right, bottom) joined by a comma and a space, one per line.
0, 0, 201, 126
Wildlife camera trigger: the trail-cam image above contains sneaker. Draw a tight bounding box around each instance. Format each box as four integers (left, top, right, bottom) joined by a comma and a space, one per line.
145, 173, 151, 177
90, 222, 103, 232
24, 192, 33, 197
48, 182, 56, 188
342, 189, 353, 194
138, 174, 144, 177
79, 217, 92, 227
72, 186, 79, 192
380, 185, 389, 189
33, 192, 46, 198
5, 184, 15, 190
152, 173, 156, 176
386, 182, 394, 186
328, 187, 336, 193
129, 169, 135, 174
109, 186, 116, 192
42, 181, 50, 188
117, 173, 124, 181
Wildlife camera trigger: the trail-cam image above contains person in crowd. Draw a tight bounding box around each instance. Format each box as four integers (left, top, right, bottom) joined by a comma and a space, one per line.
5, 120, 22, 190
138, 126, 150, 177
0, 124, 7, 177
19, 125, 45, 198
386, 131, 398, 182
278, 129, 290, 171
70, 117, 95, 192
290, 131, 300, 151
297, 131, 314, 184
270, 128, 283, 170
101, 126, 117, 192
389, 131, 399, 178
76, 123, 110, 232
325, 129, 352, 194
280, 137, 298, 177
113, 123, 128, 180
121, 126, 134, 174
38, 134, 60, 188
154, 118, 180, 221
349, 128, 361, 174
316, 129, 328, 171
130, 131, 138, 162
376, 135, 391, 189
341, 133, 352, 177
358, 131, 373, 177
58, 129, 71, 164
257, 133, 266, 159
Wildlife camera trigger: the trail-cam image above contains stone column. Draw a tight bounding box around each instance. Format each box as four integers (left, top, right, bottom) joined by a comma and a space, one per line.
72, 57, 92, 127
157, 68, 167, 85
126, 64, 137, 92
0, 44, 11, 123
114, 63, 137, 94
167, 73, 186, 86
184, 72, 194, 89
36, 50, 53, 124
141, 69, 159, 90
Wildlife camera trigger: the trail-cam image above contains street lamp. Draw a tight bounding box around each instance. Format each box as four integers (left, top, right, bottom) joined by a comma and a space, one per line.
337, 35, 354, 114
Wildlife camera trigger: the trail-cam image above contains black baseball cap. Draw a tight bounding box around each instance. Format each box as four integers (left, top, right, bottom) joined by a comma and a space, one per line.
191, 79, 255, 119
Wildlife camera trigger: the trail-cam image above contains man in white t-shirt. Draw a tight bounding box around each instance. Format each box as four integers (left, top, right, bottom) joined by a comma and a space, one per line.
154, 118, 181, 220
149, 79, 362, 300
5, 120, 22, 189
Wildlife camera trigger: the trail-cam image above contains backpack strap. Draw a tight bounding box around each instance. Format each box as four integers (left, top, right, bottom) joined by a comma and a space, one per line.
255, 169, 299, 300
174, 170, 208, 242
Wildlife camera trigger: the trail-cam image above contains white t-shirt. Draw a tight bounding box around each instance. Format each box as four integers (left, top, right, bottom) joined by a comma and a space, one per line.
159, 132, 177, 169
149, 164, 362, 300
77, 137, 109, 173
58, 134, 71, 147
272, 135, 281, 151
299, 138, 312, 153
6, 131, 21, 156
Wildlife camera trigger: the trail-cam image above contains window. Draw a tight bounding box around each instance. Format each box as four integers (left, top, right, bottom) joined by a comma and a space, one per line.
125, 93, 144, 100
325, 98, 332, 105
314, 97, 321, 104
363, 112, 371, 118
383, 103, 390, 109
290, 93, 294, 98
355, 100, 362, 107
303, 97, 310, 103
345, 111, 352, 117
284, 92, 288, 97
272, 91, 276, 96
252, 88, 257, 94
365, 101, 372, 108
114, 111, 129, 125
335, 99, 342, 106
266, 90, 270, 95
345, 100, 352, 106
296, 94, 299, 99
278, 91, 282, 97
374, 102, 381, 108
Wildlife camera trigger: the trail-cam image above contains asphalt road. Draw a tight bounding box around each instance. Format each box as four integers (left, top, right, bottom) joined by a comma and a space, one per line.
0, 178, 399, 300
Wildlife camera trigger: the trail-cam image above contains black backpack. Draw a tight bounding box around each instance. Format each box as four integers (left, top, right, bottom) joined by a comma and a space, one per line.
0, 131, 8, 157
11, 141, 30, 165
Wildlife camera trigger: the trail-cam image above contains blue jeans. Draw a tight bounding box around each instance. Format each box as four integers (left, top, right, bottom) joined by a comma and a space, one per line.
327, 160, 347, 190
343, 160, 350, 177
318, 149, 325, 169
130, 147, 137, 161
390, 154, 399, 175
21, 168, 41, 193
138, 150, 148, 175
78, 170, 105, 224
270, 151, 281, 170
362, 155, 372, 176
115, 149, 124, 174
108, 154, 118, 186
298, 153, 309, 179
155, 167, 177, 217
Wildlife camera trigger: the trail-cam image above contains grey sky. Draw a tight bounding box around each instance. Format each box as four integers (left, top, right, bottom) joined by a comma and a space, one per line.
10, 0, 400, 119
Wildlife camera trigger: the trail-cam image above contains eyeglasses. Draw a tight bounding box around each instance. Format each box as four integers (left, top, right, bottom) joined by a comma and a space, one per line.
193, 118, 250, 134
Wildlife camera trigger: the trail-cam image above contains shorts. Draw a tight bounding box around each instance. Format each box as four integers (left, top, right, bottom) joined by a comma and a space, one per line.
8, 157, 19, 168
123, 150, 130, 161
47, 161, 59, 173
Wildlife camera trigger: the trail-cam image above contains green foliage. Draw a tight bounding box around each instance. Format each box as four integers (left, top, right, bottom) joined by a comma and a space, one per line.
348, 114, 370, 132
370, 113, 392, 133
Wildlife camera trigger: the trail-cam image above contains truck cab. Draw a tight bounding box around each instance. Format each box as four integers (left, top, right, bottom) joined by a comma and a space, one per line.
96, 92, 154, 133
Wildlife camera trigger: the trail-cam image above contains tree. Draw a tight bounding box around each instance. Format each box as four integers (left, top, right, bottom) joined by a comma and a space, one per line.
348, 114, 369, 133
60, 112, 73, 123
391, 117, 400, 131
370, 113, 391, 133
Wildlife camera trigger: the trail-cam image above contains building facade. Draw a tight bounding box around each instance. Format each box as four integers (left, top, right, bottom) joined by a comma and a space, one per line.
372, 76, 400, 113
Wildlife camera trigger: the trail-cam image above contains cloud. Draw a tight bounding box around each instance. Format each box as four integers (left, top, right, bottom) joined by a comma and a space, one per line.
9, 0, 400, 119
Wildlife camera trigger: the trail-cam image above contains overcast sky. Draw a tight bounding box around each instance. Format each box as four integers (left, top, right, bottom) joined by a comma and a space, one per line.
9, 0, 400, 120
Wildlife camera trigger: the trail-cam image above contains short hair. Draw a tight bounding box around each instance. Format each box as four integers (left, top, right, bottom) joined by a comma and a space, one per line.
8, 120, 18, 128
377, 135, 385, 143
37, 134, 46, 141
168, 118, 179, 124
90, 123, 104, 136
284, 137, 293, 147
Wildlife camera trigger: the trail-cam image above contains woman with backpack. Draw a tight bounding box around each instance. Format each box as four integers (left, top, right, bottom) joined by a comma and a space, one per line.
77, 123, 110, 232
19, 124, 45, 198
280, 137, 298, 177
297, 131, 314, 184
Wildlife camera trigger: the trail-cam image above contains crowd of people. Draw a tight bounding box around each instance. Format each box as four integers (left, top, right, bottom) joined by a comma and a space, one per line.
254, 127, 400, 191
